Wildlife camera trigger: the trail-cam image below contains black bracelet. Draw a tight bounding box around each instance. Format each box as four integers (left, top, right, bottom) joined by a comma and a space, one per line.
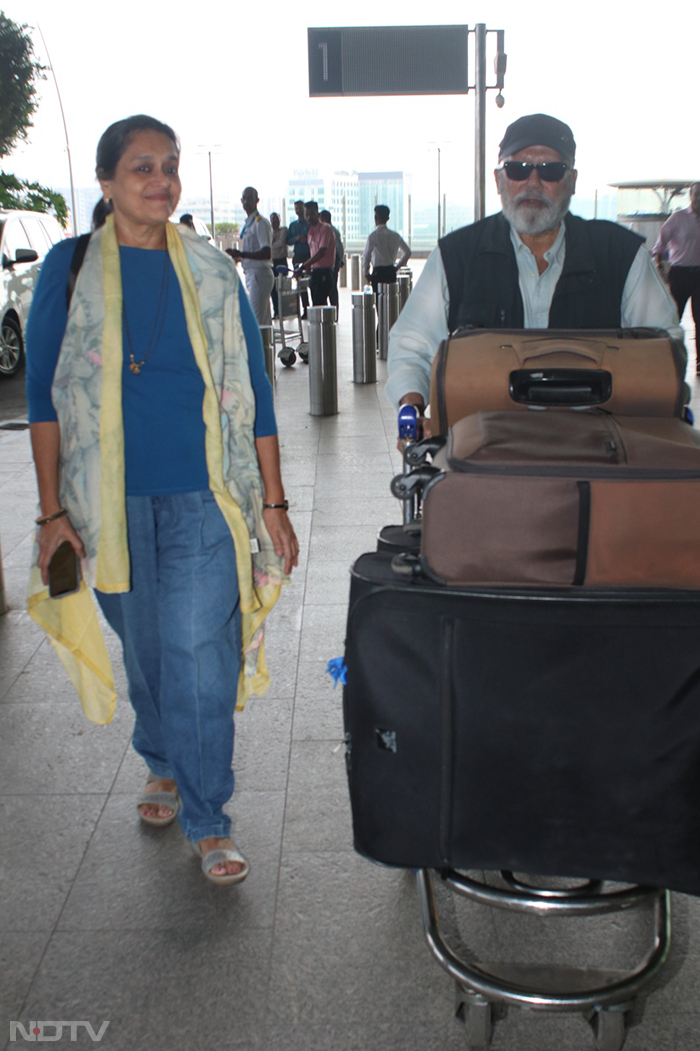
36, 508, 68, 526
263, 501, 289, 511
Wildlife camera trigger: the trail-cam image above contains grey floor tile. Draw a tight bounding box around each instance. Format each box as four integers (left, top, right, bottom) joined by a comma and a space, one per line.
308, 523, 384, 563
268, 852, 452, 1033
1, 794, 106, 932
291, 661, 345, 742
312, 496, 398, 527
233, 694, 293, 792
0, 703, 130, 795
283, 741, 353, 854
20, 928, 273, 1050
0, 611, 46, 700
0, 931, 51, 1034
299, 604, 347, 664
57, 794, 280, 934
303, 559, 354, 606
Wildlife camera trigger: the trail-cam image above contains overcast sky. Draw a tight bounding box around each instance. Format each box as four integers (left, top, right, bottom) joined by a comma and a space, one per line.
3, 0, 697, 217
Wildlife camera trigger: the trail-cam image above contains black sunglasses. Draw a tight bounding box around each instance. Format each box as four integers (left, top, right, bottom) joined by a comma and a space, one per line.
499, 161, 570, 183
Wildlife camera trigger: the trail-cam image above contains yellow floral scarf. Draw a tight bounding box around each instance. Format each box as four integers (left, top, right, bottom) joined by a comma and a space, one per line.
27, 216, 286, 723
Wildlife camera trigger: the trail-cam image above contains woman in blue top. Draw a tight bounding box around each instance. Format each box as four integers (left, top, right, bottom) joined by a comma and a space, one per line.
26, 114, 298, 886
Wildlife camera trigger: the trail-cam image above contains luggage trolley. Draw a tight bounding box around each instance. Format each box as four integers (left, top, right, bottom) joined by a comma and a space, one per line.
340, 392, 700, 1050
418, 869, 669, 1051
274, 270, 310, 367
343, 546, 694, 1051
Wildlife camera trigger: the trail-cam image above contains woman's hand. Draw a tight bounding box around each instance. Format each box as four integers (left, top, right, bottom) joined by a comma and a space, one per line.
262, 508, 299, 575
36, 517, 86, 586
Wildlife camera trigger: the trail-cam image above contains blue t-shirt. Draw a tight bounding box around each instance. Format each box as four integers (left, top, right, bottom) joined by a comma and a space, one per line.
26, 237, 276, 496
286, 218, 310, 262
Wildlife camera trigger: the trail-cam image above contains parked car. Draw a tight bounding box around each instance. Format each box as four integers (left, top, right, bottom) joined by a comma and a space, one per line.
0, 210, 65, 376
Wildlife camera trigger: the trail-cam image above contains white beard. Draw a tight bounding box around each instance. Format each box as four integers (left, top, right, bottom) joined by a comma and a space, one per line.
499, 179, 574, 236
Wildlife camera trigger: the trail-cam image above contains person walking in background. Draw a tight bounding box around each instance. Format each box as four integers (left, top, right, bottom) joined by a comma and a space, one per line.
227, 186, 274, 327
653, 182, 700, 370
25, 114, 298, 887
363, 204, 411, 292
286, 199, 310, 317
270, 211, 288, 320
320, 208, 344, 318
297, 201, 336, 307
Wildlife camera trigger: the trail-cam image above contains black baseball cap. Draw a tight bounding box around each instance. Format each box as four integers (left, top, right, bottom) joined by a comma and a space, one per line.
498, 114, 576, 167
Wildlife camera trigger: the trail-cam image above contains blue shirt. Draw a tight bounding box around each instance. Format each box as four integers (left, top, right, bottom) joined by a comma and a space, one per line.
286, 217, 310, 262
26, 237, 276, 496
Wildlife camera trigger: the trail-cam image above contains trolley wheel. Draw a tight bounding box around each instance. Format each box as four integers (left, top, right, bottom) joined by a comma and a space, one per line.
298, 345, 309, 364
590, 1007, 628, 1051
456, 989, 494, 1050
278, 350, 296, 367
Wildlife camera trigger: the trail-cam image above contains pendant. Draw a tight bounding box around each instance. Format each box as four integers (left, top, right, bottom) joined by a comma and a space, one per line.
129, 361, 142, 375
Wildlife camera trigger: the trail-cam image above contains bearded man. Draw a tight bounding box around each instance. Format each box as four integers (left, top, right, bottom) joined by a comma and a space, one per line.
386, 113, 683, 414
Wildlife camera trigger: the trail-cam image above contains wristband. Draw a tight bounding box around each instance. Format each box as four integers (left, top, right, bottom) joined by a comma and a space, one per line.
263, 501, 289, 511
36, 508, 68, 526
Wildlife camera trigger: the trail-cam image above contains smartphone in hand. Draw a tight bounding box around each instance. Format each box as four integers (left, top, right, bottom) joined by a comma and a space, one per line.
48, 541, 81, 598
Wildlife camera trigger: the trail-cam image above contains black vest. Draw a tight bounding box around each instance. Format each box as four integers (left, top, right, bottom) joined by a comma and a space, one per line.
439, 212, 643, 334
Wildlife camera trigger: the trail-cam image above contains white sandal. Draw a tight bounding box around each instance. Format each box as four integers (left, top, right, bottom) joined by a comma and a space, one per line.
137, 775, 180, 827
191, 839, 249, 886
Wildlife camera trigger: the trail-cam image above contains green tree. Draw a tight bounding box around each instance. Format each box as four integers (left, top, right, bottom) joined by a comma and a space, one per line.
0, 12, 43, 158
0, 171, 68, 225
0, 14, 67, 226
215, 221, 240, 236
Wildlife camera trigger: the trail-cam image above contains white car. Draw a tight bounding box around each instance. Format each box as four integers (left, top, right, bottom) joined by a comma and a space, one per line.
0, 210, 64, 376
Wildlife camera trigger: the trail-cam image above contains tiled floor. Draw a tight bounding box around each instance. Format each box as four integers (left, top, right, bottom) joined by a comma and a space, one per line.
1, 283, 699, 1051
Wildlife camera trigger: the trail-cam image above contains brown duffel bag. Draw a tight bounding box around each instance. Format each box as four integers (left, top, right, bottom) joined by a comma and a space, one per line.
420, 408, 700, 589
429, 328, 688, 434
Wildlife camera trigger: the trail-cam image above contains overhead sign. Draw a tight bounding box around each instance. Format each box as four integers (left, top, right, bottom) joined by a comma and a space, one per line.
308, 26, 469, 97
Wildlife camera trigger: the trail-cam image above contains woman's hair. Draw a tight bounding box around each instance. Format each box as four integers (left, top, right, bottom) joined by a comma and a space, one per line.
94, 114, 179, 227
91, 198, 112, 230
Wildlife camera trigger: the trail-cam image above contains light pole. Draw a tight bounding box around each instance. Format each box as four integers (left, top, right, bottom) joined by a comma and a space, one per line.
36, 25, 77, 233
198, 145, 221, 241
429, 142, 451, 244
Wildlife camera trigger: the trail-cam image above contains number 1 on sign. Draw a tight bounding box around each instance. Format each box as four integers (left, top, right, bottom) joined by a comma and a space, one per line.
318, 42, 328, 81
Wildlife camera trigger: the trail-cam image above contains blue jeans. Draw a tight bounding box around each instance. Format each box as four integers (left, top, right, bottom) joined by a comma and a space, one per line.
96, 491, 241, 841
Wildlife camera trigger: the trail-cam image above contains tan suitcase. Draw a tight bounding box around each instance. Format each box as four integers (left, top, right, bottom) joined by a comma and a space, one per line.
420, 409, 700, 588
429, 328, 687, 435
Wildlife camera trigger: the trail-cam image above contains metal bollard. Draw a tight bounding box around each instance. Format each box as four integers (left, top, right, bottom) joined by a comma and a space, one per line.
351, 291, 377, 384
307, 305, 338, 416
377, 282, 400, 361
259, 325, 275, 391
397, 272, 412, 313
339, 260, 347, 288
351, 254, 361, 291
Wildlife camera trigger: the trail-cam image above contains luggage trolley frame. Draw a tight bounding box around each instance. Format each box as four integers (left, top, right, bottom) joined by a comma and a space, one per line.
274, 270, 310, 366
417, 868, 670, 1051
342, 549, 700, 1050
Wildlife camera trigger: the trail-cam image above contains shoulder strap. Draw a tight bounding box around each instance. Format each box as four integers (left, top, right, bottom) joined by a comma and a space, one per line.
65, 233, 92, 309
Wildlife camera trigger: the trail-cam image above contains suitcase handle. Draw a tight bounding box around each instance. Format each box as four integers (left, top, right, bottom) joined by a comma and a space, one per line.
516, 340, 607, 366
509, 368, 613, 406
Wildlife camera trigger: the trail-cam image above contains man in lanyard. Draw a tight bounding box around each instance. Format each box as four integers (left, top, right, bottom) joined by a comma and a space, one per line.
653, 183, 700, 369
386, 113, 683, 423
227, 186, 274, 327
297, 201, 336, 307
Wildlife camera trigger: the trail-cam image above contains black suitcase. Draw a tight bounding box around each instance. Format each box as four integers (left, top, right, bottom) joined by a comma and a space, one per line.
343, 550, 700, 896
